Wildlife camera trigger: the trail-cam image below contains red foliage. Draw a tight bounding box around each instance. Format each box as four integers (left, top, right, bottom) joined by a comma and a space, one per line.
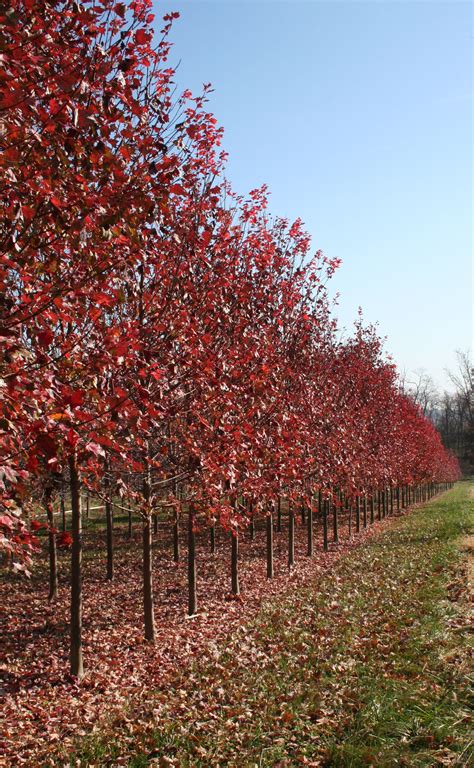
0, 0, 460, 687
56, 531, 73, 549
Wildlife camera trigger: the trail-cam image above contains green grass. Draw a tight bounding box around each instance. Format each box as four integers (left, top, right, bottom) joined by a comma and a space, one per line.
68, 483, 473, 767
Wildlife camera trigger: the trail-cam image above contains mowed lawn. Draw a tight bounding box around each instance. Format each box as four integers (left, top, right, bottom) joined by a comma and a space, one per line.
67, 482, 473, 767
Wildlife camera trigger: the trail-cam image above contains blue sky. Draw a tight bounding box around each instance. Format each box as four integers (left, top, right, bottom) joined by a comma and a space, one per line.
155, 0, 472, 391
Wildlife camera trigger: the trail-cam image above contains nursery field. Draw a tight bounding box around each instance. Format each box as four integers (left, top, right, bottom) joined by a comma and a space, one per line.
1, 483, 472, 767
1, 3, 468, 767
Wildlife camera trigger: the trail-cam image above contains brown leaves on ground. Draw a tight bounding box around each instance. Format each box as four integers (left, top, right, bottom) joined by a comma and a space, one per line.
1, 512, 388, 765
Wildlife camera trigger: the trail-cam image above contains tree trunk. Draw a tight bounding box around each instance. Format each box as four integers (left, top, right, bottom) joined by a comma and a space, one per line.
128, 500, 133, 539
370, 491, 375, 524
249, 517, 255, 540
332, 491, 338, 542
363, 494, 368, 528
105, 496, 113, 581
307, 495, 313, 556
355, 496, 360, 533
288, 504, 295, 568
301, 498, 306, 525
322, 494, 328, 551
188, 504, 197, 615
85, 491, 90, 520
45, 487, 58, 603
277, 497, 282, 532
61, 490, 66, 532
266, 511, 274, 578
173, 513, 180, 561
231, 530, 239, 595
142, 516, 155, 642
69, 452, 83, 679
142, 467, 155, 642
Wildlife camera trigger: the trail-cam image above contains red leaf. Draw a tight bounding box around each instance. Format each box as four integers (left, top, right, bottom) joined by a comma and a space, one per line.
37, 329, 54, 348
68, 390, 84, 407
134, 28, 151, 46
57, 531, 73, 548
0, 514, 14, 531
93, 292, 114, 307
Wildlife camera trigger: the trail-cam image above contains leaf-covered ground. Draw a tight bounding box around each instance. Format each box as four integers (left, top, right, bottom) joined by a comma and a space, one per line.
1, 485, 472, 767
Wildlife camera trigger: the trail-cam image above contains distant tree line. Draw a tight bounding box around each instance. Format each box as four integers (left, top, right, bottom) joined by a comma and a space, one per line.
403, 350, 473, 475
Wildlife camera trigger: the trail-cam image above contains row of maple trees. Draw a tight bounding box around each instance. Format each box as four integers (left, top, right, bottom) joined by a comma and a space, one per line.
1, 0, 460, 678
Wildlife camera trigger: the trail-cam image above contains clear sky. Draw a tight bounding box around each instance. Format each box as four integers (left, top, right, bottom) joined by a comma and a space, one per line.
154, 0, 472, 391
